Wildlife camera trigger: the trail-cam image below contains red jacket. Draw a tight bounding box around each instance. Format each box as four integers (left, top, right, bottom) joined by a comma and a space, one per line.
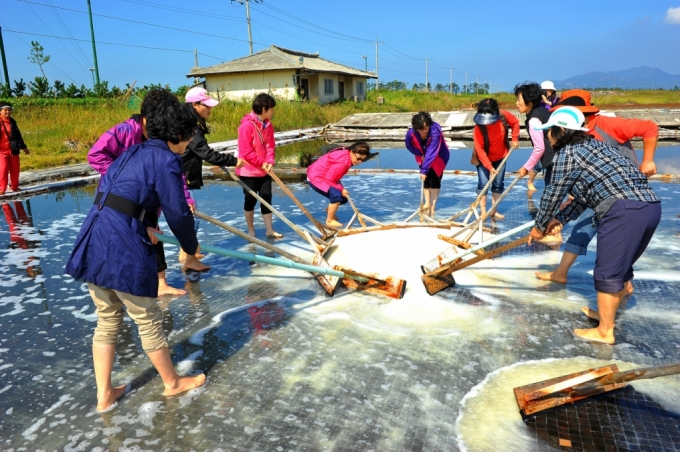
236, 111, 276, 178
306, 148, 352, 192
473, 110, 520, 170
586, 114, 658, 143
0, 117, 12, 155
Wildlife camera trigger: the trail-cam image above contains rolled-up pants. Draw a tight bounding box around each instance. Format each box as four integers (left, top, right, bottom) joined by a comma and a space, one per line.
89, 283, 168, 353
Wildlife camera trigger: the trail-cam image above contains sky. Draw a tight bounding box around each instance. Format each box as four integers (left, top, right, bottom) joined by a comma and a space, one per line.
1, 0, 680, 91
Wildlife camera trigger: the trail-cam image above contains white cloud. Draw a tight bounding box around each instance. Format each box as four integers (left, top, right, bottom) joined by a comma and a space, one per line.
665, 6, 680, 23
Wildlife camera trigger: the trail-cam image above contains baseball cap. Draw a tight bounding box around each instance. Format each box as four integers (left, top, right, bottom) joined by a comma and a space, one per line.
534, 106, 588, 131
540, 81, 556, 91
185, 87, 219, 107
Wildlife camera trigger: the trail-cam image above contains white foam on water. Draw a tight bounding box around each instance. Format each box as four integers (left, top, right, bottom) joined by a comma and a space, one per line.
455, 357, 680, 452
22, 417, 46, 441
71, 305, 98, 322
137, 401, 163, 428
44, 394, 73, 414
176, 350, 204, 376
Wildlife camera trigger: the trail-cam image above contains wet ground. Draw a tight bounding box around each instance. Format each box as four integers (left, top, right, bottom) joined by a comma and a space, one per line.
1, 148, 680, 451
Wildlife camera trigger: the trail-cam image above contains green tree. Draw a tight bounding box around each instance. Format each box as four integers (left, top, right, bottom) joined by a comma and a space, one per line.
12, 79, 26, 97
28, 41, 50, 81
0, 83, 11, 98
28, 76, 52, 97
53, 80, 65, 97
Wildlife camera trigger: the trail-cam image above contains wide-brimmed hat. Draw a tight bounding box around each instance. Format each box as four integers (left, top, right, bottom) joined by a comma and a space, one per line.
473, 112, 500, 125
185, 87, 219, 107
550, 89, 600, 114
534, 106, 588, 132
540, 80, 556, 91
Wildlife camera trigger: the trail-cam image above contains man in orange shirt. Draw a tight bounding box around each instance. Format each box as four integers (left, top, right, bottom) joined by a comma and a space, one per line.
535, 90, 658, 292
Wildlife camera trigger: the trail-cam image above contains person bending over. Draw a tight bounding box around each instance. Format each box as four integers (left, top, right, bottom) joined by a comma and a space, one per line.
535, 89, 658, 286
405, 111, 450, 218
528, 107, 660, 345
307, 142, 371, 229
471, 98, 520, 220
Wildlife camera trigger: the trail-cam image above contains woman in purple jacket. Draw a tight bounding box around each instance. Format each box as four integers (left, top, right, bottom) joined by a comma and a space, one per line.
87, 89, 209, 296
405, 111, 450, 218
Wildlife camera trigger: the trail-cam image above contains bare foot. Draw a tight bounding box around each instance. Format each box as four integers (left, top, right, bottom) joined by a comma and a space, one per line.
158, 283, 187, 297
266, 231, 283, 239
491, 212, 504, 220
527, 182, 536, 191
581, 306, 600, 321
163, 374, 206, 396
96, 384, 130, 413
178, 248, 187, 263
183, 255, 211, 273
535, 270, 567, 283
247, 229, 256, 237
573, 327, 614, 345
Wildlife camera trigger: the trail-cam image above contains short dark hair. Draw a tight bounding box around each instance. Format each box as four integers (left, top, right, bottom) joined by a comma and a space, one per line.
411, 111, 433, 130
514, 82, 542, 108
0, 101, 13, 109
146, 98, 196, 144
348, 141, 370, 156
477, 98, 500, 115
252, 93, 276, 114
140, 88, 176, 119
549, 127, 591, 151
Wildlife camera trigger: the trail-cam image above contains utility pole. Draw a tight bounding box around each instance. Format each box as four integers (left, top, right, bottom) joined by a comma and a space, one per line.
375, 35, 380, 79
449, 68, 452, 94
425, 55, 429, 92
87, 0, 100, 86
0, 27, 9, 92
362, 55, 367, 72
233, 0, 260, 55
194, 49, 199, 68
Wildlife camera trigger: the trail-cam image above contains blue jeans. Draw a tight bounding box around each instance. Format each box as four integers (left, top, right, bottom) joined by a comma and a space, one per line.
564, 210, 598, 255
476, 160, 506, 194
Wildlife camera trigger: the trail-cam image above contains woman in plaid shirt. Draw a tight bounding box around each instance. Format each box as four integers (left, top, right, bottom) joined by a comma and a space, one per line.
528, 107, 661, 345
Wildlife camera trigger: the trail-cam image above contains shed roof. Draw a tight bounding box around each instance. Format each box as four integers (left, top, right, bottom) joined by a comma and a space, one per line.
187, 45, 377, 79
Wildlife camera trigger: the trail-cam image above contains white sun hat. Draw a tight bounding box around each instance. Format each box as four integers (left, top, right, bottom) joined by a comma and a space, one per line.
541, 80, 556, 91
534, 106, 588, 131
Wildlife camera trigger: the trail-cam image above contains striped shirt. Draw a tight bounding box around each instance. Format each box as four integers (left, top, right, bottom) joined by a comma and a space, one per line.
535, 138, 659, 231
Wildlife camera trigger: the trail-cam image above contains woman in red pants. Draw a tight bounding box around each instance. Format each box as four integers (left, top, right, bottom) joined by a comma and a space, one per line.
0, 102, 30, 194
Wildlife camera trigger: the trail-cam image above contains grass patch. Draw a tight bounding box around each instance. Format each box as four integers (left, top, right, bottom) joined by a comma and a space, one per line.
6, 89, 679, 171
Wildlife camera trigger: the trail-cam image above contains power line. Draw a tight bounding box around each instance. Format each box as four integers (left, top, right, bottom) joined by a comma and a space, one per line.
21, 1, 90, 77
17, 1, 260, 47
256, 2, 373, 43
45, 0, 91, 69
0, 22, 78, 84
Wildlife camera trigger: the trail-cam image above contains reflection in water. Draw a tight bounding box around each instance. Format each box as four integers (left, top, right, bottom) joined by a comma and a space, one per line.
1, 178, 679, 451
2, 200, 42, 278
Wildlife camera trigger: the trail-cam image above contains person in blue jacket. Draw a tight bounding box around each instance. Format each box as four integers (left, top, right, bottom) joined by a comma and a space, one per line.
65, 98, 206, 412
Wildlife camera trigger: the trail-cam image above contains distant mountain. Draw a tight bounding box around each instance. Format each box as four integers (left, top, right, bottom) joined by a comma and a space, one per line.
553, 67, 680, 90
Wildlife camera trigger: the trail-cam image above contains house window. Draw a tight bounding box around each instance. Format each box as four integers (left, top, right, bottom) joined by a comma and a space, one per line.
357, 81, 364, 95
324, 79, 334, 94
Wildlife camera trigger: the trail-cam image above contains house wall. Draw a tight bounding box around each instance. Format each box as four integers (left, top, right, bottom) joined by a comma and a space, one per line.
203, 70, 370, 104
205, 70, 297, 101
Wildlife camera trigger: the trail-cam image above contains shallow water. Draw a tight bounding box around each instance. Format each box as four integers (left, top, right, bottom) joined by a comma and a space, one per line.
1, 172, 679, 451
364, 145, 680, 175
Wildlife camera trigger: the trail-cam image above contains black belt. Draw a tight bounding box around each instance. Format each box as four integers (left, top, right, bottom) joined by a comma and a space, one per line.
94, 192, 146, 221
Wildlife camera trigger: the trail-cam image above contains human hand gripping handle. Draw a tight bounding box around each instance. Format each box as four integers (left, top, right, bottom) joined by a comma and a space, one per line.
147, 227, 162, 245
527, 218, 562, 245
262, 162, 273, 173
639, 160, 657, 177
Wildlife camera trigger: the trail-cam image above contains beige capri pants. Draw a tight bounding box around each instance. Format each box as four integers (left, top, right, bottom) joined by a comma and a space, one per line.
88, 283, 168, 353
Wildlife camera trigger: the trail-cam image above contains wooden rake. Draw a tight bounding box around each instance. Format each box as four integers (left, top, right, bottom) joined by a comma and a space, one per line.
514, 362, 680, 418
222, 167, 334, 253
268, 170, 337, 240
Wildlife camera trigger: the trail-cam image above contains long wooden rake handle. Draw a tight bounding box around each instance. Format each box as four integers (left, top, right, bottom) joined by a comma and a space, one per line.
221, 167, 327, 246
268, 170, 331, 235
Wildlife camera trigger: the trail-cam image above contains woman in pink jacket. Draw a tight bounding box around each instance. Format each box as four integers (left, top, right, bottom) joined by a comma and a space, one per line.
237, 93, 282, 238
307, 142, 370, 229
